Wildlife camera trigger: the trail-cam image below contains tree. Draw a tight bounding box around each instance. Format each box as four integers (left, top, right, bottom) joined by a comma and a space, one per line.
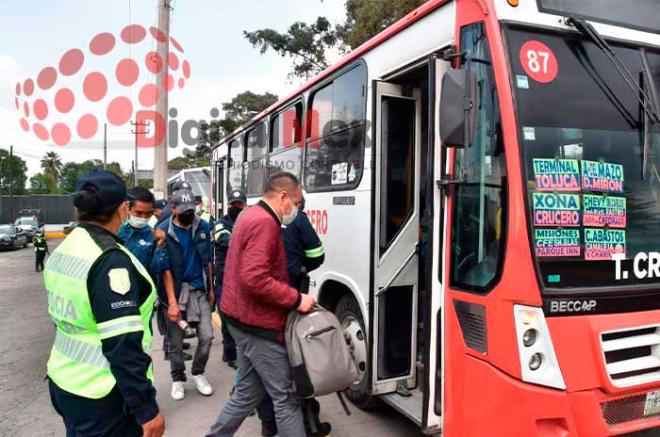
244, 17, 339, 79
29, 173, 55, 194
168, 156, 192, 171
222, 91, 278, 127
244, 0, 428, 78
0, 148, 28, 195
338, 0, 427, 49
40, 151, 63, 190
58, 160, 127, 193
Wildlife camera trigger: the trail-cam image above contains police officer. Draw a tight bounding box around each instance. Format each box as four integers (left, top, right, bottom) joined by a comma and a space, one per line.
34, 231, 49, 272
212, 189, 246, 369
45, 170, 165, 437
282, 196, 325, 290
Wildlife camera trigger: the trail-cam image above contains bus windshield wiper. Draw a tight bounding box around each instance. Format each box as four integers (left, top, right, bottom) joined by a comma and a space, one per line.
568, 16, 660, 124
640, 49, 660, 181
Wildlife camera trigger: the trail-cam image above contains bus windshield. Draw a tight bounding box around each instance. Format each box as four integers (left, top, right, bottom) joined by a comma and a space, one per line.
505, 25, 660, 289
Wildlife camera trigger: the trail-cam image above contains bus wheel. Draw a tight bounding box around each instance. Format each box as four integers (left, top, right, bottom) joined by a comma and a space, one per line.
336, 295, 378, 409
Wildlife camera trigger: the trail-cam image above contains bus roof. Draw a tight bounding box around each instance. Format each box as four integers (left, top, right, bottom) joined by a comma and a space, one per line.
217, 0, 450, 147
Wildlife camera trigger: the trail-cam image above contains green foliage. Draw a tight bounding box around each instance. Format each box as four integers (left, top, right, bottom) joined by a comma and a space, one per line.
243, 0, 427, 78
0, 148, 28, 195
221, 91, 279, 127
338, 0, 427, 49
40, 151, 63, 189
168, 156, 192, 171
59, 160, 127, 193
244, 17, 339, 79
29, 173, 56, 194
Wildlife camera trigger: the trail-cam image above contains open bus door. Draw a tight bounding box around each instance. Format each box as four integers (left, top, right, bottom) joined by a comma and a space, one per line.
421, 55, 452, 434
214, 157, 226, 219
371, 80, 422, 418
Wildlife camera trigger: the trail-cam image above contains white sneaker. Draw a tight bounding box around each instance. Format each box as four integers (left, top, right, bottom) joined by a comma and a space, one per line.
171, 381, 185, 400
192, 374, 213, 396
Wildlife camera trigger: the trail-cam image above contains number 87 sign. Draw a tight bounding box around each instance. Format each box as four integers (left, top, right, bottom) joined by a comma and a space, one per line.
519, 40, 558, 84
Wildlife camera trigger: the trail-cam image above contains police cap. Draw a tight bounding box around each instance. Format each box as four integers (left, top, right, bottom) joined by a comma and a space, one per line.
75, 170, 127, 209
172, 180, 192, 192
228, 189, 247, 204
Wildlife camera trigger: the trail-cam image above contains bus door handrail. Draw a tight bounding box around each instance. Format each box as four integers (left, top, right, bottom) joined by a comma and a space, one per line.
375, 245, 419, 297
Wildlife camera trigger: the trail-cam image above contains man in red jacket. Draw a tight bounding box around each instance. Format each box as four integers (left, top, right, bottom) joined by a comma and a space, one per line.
207, 172, 315, 437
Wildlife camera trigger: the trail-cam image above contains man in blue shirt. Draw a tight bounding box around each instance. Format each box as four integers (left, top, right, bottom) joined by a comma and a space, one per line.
118, 187, 167, 282
157, 189, 215, 401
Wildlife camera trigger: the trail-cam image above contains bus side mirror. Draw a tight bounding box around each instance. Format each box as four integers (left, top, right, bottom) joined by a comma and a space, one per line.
439, 68, 479, 148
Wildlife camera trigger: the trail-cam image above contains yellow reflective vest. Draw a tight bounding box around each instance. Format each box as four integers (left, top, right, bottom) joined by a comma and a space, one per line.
44, 226, 156, 399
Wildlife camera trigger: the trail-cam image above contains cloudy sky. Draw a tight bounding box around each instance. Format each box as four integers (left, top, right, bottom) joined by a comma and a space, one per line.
0, 0, 346, 178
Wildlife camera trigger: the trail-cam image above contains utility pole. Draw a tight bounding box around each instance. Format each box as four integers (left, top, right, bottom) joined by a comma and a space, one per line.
8, 145, 13, 222
103, 123, 107, 170
131, 120, 150, 187
153, 0, 172, 198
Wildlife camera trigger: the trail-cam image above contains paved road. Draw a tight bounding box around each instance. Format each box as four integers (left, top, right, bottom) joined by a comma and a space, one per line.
0, 239, 422, 437
2, 239, 658, 437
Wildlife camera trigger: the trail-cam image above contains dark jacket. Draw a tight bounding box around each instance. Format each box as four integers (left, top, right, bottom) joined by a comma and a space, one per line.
156, 216, 211, 300
282, 212, 325, 289
220, 201, 301, 342
117, 223, 166, 284
213, 214, 236, 302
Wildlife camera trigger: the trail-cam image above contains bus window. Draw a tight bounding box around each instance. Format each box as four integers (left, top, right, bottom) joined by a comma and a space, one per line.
270, 103, 303, 152
246, 122, 267, 196
269, 102, 304, 179
449, 22, 506, 293
380, 96, 416, 253
228, 138, 245, 194
305, 64, 366, 191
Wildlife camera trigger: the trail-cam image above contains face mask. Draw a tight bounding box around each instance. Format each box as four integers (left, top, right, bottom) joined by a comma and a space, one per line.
177, 211, 195, 227
228, 206, 242, 220
128, 215, 149, 229
281, 196, 298, 226
195, 205, 201, 215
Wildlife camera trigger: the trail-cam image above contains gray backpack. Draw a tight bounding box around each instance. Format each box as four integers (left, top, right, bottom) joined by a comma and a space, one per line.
285, 305, 358, 399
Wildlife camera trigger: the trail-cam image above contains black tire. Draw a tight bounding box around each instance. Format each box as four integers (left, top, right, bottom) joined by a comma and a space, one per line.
335, 294, 379, 409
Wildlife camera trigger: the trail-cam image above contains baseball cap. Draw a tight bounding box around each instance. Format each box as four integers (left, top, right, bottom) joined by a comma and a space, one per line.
228, 189, 247, 204
172, 180, 192, 192
171, 189, 196, 213
75, 170, 127, 208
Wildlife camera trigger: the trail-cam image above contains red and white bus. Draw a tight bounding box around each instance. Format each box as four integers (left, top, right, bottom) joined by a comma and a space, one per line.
212, 0, 660, 434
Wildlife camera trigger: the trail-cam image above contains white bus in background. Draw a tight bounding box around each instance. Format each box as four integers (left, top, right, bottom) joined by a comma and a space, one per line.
167, 167, 212, 210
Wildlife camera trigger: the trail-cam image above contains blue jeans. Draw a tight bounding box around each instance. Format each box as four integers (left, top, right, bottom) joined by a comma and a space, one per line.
206, 325, 304, 437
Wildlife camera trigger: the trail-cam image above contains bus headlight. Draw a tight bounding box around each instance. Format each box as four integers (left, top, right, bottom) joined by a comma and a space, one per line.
513, 305, 566, 389
529, 353, 543, 370
523, 329, 537, 347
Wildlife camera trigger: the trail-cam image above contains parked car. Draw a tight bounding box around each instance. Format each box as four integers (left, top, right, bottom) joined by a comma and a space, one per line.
14, 215, 41, 240
0, 225, 29, 250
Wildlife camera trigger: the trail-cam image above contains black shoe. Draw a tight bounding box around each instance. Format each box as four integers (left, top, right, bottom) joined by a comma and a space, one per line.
261, 422, 277, 437
183, 342, 191, 350
308, 422, 331, 437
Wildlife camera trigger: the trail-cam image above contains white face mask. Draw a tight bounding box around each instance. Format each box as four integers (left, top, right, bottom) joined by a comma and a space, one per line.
128, 215, 150, 229
281, 197, 298, 226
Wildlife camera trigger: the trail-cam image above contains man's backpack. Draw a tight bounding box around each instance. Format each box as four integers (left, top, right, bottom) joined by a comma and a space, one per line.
285, 305, 358, 399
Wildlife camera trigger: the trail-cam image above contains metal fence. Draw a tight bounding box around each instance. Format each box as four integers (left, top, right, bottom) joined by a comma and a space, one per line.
0, 195, 75, 224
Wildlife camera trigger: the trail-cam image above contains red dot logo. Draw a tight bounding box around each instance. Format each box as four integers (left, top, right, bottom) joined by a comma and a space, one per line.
15, 24, 192, 146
